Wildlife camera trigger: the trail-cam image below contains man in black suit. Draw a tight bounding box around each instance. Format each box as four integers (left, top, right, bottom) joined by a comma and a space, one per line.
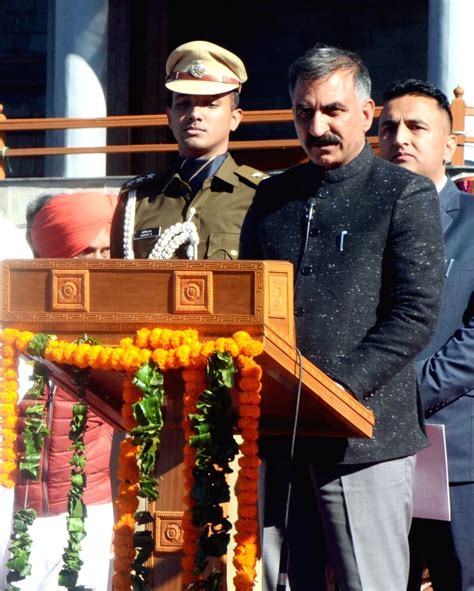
380, 79, 474, 591
240, 46, 444, 590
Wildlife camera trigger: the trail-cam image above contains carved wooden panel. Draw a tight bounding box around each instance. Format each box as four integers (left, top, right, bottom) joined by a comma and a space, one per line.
153, 511, 184, 553
1, 259, 283, 341
268, 272, 288, 320
50, 269, 90, 312
173, 271, 213, 314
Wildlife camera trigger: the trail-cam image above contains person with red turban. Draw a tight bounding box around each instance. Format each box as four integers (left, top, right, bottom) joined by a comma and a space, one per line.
28, 191, 118, 259
13, 191, 118, 590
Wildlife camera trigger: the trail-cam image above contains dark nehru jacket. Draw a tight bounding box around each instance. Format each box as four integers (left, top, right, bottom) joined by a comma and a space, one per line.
240, 143, 445, 465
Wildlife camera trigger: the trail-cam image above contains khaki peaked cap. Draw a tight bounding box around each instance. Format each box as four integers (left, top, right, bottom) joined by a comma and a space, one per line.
165, 40, 247, 95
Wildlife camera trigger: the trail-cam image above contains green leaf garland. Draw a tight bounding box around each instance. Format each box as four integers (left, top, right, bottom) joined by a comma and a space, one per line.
189, 352, 238, 586
57, 367, 90, 590
6, 362, 50, 587
6, 508, 37, 590
19, 363, 50, 480
131, 361, 165, 501
128, 362, 166, 587
131, 512, 154, 591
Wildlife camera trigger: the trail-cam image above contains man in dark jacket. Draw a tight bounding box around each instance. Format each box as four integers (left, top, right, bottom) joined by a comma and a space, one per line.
380, 79, 474, 591
240, 45, 445, 590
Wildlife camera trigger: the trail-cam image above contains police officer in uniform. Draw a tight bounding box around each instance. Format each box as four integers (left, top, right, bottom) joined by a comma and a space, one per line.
111, 40, 266, 260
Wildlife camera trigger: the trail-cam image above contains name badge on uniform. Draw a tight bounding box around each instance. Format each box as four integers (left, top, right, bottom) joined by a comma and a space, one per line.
134, 227, 161, 240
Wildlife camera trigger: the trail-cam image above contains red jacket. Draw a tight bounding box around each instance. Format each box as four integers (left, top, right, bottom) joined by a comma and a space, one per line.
15, 382, 113, 516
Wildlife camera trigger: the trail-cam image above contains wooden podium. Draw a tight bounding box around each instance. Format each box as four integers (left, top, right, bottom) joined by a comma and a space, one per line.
1, 259, 374, 590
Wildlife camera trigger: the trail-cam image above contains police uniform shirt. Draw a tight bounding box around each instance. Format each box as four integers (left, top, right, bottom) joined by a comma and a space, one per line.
111, 154, 266, 260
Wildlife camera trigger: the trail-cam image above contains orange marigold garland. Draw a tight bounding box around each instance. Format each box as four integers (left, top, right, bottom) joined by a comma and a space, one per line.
233, 355, 263, 591
0, 328, 33, 488
1, 328, 265, 590
0, 342, 19, 488
113, 393, 140, 591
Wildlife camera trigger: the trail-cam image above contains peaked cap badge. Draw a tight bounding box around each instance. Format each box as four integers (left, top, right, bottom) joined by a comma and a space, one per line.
189, 60, 206, 79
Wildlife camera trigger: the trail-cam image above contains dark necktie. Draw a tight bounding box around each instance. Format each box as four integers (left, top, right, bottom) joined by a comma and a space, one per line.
177, 154, 227, 196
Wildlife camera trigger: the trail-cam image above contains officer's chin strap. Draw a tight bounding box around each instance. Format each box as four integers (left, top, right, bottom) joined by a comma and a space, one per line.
276, 347, 304, 591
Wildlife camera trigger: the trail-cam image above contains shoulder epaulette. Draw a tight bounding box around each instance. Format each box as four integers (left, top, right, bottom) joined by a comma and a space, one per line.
119, 169, 171, 195
235, 165, 270, 186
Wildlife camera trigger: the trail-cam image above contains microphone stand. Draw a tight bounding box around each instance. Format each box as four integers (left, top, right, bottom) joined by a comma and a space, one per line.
276, 196, 316, 590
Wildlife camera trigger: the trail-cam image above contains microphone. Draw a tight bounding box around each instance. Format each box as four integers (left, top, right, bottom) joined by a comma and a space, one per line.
306, 196, 317, 222
295, 196, 317, 292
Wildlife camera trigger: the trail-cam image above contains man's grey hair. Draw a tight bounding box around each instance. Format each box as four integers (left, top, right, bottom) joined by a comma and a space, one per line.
289, 44, 372, 101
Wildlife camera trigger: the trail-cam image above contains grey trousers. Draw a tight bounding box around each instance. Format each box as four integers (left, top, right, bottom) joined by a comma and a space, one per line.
261, 456, 416, 591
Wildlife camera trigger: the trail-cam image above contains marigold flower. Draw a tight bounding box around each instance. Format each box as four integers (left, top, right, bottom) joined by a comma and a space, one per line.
123, 417, 138, 431
0, 403, 16, 418
201, 340, 216, 357
134, 327, 151, 348
0, 391, 17, 406
239, 405, 261, 419
240, 441, 259, 456
239, 391, 261, 405
116, 496, 139, 516
239, 377, 263, 392
114, 545, 136, 561
176, 345, 191, 366
1, 345, 15, 358
157, 328, 173, 348
2, 369, 18, 380
235, 518, 258, 534
0, 329, 19, 345
238, 456, 261, 469
148, 327, 163, 349
119, 337, 133, 348
236, 491, 258, 504
240, 428, 259, 441
234, 532, 258, 545
241, 341, 264, 357
2, 416, 17, 429
238, 467, 259, 481
0, 475, 15, 488
1, 448, 17, 462
138, 349, 152, 365
1, 357, 15, 368
238, 418, 259, 431
238, 505, 258, 519
1, 430, 17, 446
151, 348, 168, 370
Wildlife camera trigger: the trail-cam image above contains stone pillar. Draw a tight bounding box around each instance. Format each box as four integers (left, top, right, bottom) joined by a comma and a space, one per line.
428, 0, 474, 162
46, 0, 108, 177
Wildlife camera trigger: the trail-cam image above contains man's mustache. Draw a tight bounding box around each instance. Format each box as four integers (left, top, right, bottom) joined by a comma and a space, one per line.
307, 134, 342, 147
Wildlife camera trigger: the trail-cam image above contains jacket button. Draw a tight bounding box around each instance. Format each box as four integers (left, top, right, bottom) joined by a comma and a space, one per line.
301, 266, 312, 276
310, 228, 319, 237
295, 307, 305, 317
